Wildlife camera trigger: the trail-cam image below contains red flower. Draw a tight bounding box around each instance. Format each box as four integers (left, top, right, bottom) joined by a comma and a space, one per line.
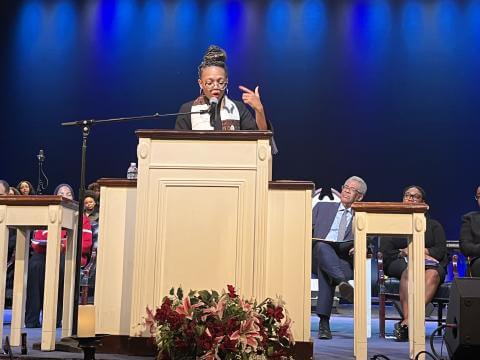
227, 284, 237, 298
278, 324, 289, 338
219, 336, 238, 351
266, 306, 284, 321
197, 333, 214, 351
166, 311, 185, 330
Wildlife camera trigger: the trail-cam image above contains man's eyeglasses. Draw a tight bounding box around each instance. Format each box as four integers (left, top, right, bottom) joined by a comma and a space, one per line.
342, 184, 362, 194
404, 193, 423, 201
203, 80, 228, 90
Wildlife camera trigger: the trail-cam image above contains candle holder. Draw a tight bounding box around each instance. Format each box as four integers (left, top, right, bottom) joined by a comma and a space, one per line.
72, 334, 109, 360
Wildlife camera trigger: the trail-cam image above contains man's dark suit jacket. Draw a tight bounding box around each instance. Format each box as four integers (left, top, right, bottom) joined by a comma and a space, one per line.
312, 202, 354, 256
460, 211, 480, 258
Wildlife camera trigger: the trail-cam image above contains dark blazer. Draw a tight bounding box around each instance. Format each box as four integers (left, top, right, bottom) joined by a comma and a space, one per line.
312, 202, 354, 255
460, 211, 480, 258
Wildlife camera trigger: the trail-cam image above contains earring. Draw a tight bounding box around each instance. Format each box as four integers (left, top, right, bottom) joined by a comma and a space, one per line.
225, 87, 229, 95
199, 87, 204, 95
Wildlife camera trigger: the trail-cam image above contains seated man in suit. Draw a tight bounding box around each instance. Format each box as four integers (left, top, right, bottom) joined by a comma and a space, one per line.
460, 184, 480, 276
312, 176, 367, 340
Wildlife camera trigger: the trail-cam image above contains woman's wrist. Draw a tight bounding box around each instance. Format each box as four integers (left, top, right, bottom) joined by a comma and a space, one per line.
254, 104, 264, 114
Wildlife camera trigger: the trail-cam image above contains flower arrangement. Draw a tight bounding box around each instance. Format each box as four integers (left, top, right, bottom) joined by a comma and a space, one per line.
143, 285, 294, 360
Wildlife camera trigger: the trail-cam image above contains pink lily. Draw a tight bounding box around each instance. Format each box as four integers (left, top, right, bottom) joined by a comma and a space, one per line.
199, 350, 216, 360
238, 298, 253, 313
199, 349, 222, 360
144, 306, 157, 335
201, 296, 227, 321
175, 296, 201, 320
229, 318, 262, 351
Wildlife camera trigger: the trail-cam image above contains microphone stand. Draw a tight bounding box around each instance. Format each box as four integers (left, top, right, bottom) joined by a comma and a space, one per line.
61, 109, 208, 335
36, 150, 47, 194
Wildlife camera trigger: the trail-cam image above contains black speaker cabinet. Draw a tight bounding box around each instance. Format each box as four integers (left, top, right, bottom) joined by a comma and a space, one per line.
445, 277, 480, 359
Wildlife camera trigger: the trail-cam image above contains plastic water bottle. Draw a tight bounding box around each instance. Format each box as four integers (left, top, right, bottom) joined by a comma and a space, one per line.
127, 162, 138, 179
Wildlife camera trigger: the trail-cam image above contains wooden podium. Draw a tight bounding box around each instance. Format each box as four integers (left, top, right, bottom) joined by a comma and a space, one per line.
130, 130, 272, 333
351, 202, 428, 360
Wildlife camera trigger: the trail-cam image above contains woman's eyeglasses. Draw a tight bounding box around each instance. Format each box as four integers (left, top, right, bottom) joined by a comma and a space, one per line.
203, 80, 228, 90
404, 193, 423, 201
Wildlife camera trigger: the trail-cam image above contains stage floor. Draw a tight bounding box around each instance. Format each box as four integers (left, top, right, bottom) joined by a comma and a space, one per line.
312, 304, 447, 359
1, 304, 448, 359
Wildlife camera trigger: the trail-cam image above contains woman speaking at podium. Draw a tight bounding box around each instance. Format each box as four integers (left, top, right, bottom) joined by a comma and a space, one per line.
175, 45, 268, 131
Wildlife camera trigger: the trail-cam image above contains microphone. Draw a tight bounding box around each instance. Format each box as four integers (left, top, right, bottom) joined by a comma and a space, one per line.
209, 97, 219, 128
37, 149, 45, 162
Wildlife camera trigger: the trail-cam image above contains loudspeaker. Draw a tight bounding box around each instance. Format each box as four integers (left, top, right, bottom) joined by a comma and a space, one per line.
445, 277, 480, 359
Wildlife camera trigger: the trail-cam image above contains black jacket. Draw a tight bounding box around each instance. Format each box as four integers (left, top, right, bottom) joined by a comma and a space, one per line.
459, 211, 480, 258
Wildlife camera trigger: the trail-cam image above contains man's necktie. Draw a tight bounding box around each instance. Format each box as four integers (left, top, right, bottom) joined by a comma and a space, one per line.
337, 209, 348, 242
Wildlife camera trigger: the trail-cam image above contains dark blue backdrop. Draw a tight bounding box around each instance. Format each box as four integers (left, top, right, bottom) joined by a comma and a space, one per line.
1, 0, 479, 239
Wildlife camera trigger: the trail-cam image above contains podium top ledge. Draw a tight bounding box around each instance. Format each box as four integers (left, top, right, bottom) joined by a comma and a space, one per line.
135, 129, 273, 140
97, 178, 137, 187
0, 195, 78, 210
351, 202, 429, 214
269, 180, 315, 191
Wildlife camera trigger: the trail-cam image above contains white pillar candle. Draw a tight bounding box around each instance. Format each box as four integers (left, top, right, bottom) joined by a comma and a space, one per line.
78, 305, 96, 337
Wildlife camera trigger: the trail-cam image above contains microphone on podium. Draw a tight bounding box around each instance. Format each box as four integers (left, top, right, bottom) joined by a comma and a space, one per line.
209, 97, 219, 128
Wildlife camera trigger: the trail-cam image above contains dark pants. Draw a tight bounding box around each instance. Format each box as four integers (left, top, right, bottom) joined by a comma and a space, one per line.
312, 241, 353, 317
25, 252, 65, 326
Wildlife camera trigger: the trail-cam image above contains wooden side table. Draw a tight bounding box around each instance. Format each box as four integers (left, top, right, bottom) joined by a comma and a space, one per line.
0, 196, 78, 350
351, 202, 428, 360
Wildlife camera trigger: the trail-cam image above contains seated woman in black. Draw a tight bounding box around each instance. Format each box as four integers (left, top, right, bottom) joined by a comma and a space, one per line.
175, 45, 268, 132
380, 185, 447, 341
459, 185, 480, 276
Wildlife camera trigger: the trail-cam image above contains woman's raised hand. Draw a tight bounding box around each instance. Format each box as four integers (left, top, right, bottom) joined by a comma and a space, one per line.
239, 85, 263, 113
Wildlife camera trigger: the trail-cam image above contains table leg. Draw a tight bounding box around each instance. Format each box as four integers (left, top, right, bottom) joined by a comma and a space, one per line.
41, 205, 62, 351
354, 213, 367, 359
408, 214, 426, 359
0, 205, 9, 349
366, 258, 372, 339
62, 227, 78, 338
10, 227, 30, 346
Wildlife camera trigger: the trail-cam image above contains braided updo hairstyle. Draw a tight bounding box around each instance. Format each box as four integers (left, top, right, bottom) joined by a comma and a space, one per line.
198, 45, 228, 78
